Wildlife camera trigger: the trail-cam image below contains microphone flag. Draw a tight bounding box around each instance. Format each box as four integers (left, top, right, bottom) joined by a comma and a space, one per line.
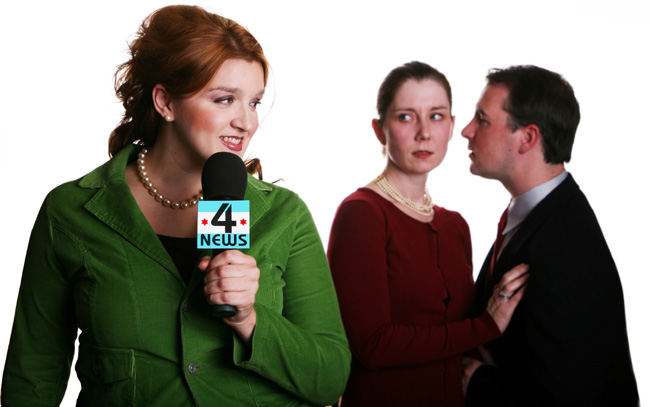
197, 200, 250, 249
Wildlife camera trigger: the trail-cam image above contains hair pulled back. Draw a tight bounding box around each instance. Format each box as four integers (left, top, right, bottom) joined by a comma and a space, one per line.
376, 61, 452, 124
108, 5, 269, 157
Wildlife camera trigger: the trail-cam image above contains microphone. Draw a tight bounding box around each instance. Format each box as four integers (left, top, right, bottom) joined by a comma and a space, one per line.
199, 152, 249, 318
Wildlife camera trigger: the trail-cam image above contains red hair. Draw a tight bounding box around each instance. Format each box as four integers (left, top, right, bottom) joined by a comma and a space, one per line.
108, 5, 269, 157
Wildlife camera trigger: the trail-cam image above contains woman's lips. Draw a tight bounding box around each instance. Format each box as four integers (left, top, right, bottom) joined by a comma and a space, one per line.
413, 150, 433, 158
220, 136, 243, 152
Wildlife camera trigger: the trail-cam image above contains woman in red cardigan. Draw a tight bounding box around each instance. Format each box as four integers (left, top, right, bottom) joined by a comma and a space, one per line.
327, 61, 528, 406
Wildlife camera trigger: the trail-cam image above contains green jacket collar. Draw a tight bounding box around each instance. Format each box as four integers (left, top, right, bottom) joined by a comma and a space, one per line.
76, 144, 274, 285
80, 146, 179, 280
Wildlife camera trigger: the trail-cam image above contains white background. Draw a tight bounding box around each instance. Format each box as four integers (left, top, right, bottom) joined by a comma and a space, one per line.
1, 1, 648, 405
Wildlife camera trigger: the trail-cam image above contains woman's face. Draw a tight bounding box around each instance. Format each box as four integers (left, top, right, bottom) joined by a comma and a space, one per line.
374, 78, 455, 176
170, 58, 265, 162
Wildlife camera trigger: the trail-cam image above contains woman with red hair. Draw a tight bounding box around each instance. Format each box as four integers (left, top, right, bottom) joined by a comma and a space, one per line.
1, 6, 350, 406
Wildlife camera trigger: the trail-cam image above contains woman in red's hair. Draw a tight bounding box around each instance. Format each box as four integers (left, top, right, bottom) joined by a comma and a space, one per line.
1, 6, 350, 406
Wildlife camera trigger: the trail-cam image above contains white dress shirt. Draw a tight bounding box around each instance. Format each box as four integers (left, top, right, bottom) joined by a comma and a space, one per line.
498, 170, 568, 258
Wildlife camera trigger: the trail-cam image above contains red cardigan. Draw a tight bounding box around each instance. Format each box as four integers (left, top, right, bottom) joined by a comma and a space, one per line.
328, 189, 500, 406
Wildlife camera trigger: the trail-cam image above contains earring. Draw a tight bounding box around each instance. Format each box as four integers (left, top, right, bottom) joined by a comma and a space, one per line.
165, 115, 172, 122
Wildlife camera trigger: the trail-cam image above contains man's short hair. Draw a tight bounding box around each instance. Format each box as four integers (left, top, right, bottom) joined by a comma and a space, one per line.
487, 65, 580, 164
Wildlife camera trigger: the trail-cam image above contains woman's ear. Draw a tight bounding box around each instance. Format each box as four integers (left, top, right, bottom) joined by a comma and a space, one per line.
152, 84, 174, 122
372, 119, 386, 145
448, 115, 456, 142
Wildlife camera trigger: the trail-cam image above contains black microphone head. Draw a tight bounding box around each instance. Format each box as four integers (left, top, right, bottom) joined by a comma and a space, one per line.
201, 152, 248, 200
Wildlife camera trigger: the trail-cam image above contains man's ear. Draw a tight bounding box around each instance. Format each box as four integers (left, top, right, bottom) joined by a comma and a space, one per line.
152, 84, 174, 121
372, 119, 386, 145
518, 124, 541, 154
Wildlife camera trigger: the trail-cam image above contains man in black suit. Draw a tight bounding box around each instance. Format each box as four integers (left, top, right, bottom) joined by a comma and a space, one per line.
461, 65, 639, 406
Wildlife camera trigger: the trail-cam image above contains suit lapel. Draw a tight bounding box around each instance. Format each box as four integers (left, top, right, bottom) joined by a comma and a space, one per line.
475, 246, 494, 306
477, 175, 578, 305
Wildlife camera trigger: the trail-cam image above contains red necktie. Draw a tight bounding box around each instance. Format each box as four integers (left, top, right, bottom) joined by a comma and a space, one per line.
489, 207, 508, 276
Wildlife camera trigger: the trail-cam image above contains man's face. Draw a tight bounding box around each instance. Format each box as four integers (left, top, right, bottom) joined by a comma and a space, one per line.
461, 84, 520, 181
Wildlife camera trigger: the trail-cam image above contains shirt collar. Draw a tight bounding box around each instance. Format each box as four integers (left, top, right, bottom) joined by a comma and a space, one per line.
503, 170, 568, 235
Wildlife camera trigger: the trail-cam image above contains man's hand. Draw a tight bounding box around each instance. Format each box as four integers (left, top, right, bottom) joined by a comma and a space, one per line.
462, 357, 485, 395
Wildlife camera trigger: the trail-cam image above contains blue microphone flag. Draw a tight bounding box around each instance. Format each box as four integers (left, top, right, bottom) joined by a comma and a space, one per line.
197, 200, 250, 249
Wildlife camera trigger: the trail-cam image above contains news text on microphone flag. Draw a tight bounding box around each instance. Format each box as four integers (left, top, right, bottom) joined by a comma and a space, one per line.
197, 200, 250, 249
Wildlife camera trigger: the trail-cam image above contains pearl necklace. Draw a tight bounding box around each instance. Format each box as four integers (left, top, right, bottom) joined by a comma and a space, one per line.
137, 148, 203, 209
374, 175, 434, 216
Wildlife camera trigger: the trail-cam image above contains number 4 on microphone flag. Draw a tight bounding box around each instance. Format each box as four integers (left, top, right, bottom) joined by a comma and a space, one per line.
197, 200, 250, 249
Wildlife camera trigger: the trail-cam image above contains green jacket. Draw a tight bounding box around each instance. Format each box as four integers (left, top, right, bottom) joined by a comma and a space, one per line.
1, 145, 350, 406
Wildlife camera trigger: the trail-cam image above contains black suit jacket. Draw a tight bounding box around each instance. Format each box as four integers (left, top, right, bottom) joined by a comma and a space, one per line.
467, 174, 639, 407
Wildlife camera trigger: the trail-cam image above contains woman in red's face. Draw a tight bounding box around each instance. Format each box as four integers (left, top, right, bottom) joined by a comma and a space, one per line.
373, 78, 455, 184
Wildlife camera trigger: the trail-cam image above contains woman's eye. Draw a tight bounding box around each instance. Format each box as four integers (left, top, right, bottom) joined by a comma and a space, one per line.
214, 97, 234, 105
397, 114, 411, 121
250, 100, 262, 109
431, 113, 443, 120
